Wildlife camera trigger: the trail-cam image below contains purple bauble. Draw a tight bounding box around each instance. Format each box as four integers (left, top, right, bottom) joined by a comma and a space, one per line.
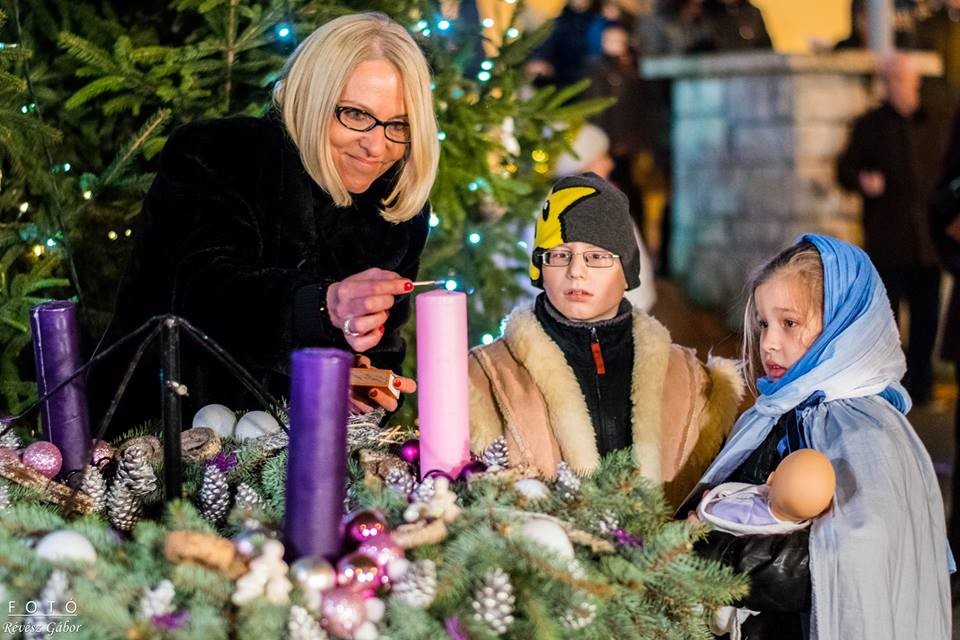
356, 534, 404, 583
344, 510, 388, 545
90, 439, 114, 467
320, 587, 367, 637
422, 468, 454, 482
399, 439, 420, 464
22, 441, 62, 479
336, 552, 382, 596
458, 460, 487, 480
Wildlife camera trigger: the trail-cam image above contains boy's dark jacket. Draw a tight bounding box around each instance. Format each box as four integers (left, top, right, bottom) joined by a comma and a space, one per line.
92, 113, 428, 433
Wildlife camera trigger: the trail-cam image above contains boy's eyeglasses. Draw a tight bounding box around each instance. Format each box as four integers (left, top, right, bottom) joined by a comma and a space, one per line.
335, 106, 411, 144
541, 249, 620, 268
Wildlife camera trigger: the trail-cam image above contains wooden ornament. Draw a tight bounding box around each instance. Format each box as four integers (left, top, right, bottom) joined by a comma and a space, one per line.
164, 530, 247, 579
118, 436, 163, 464
180, 427, 221, 463
350, 367, 400, 399
0, 457, 94, 514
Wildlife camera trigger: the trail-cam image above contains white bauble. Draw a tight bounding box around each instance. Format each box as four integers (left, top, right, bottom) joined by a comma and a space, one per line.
35, 530, 97, 564
519, 516, 574, 560
364, 597, 385, 623
353, 621, 379, 640
513, 478, 551, 501
234, 411, 281, 441
192, 404, 237, 438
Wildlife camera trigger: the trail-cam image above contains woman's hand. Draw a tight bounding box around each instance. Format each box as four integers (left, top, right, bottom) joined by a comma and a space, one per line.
327, 268, 413, 352
349, 355, 417, 413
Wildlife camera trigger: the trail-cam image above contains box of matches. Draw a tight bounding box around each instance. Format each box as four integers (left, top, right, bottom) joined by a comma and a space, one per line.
350, 367, 400, 399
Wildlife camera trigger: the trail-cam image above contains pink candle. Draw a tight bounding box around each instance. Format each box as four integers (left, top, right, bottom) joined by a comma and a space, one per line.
415, 290, 470, 478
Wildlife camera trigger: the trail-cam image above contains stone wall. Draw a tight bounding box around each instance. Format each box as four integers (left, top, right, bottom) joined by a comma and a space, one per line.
643, 51, 940, 316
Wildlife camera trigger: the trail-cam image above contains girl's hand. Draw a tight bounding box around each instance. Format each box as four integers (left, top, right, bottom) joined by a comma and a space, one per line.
349, 355, 417, 414
327, 268, 413, 352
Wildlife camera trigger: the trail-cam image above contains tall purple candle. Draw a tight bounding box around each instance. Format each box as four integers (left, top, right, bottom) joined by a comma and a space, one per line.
30, 300, 91, 478
284, 347, 352, 561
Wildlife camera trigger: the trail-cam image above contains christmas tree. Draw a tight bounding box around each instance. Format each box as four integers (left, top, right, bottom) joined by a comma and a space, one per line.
0, 0, 610, 417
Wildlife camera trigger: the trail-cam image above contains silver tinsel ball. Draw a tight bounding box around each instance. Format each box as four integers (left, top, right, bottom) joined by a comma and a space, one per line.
346, 408, 386, 451
107, 481, 141, 531
390, 559, 437, 609
554, 462, 581, 501
199, 464, 230, 524
471, 567, 515, 636
116, 444, 158, 497
253, 430, 289, 453
139, 580, 175, 619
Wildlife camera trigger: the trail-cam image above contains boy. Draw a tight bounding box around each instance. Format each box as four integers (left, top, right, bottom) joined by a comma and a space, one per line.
468, 173, 744, 505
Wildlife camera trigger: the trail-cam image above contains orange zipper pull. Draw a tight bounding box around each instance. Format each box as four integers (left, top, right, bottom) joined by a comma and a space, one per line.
590, 328, 606, 375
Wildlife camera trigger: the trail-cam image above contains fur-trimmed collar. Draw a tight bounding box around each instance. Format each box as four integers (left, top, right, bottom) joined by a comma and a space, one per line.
502, 304, 672, 479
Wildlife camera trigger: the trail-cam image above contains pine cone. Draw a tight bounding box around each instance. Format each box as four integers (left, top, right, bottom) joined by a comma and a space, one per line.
80, 465, 107, 513
480, 436, 510, 470
391, 559, 437, 609
117, 445, 158, 497
597, 510, 620, 536
384, 466, 416, 496
234, 482, 263, 512
107, 481, 141, 531
0, 483, 9, 510
25, 570, 70, 640
410, 476, 435, 504
0, 427, 21, 450
561, 598, 598, 630
554, 462, 581, 501
288, 604, 328, 640
471, 567, 515, 636
200, 464, 230, 524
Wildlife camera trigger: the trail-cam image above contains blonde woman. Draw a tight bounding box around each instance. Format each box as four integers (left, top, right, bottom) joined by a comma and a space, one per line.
96, 13, 439, 432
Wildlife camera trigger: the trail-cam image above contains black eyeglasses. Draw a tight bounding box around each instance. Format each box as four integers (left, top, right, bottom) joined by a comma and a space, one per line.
335, 105, 411, 144
541, 249, 620, 268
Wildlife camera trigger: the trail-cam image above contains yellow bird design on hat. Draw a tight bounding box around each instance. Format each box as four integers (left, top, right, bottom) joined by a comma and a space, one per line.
529, 185, 597, 282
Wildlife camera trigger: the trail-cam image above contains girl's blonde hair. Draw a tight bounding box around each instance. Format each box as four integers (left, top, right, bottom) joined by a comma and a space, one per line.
273, 13, 439, 222
742, 240, 824, 396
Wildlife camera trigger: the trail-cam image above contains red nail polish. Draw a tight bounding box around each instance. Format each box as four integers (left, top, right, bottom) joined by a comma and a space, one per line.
393, 378, 402, 389
403, 281, 413, 292
369, 389, 378, 397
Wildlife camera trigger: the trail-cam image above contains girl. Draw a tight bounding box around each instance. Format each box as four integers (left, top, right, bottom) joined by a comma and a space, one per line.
688, 234, 951, 640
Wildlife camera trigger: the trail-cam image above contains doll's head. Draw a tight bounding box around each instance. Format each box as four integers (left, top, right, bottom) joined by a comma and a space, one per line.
766, 449, 836, 521
743, 241, 824, 395
530, 173, 640, 322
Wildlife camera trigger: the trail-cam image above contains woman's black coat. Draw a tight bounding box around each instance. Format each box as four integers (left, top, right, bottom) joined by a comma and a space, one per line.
91, 112, 429, 434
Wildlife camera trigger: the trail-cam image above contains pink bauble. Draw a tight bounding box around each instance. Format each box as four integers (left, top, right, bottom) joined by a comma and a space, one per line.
22, 441, 62, 478
344, 509, 388, 544
356, 534, 404, 583
336, 552, 382, 595
399, 439, 420, 464
90, 439, 114, 467
320, 587, 367, 638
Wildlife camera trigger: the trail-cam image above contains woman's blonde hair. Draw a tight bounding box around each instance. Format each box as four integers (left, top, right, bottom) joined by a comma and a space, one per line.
742, 240, 824, 396
273, 13, 439, 222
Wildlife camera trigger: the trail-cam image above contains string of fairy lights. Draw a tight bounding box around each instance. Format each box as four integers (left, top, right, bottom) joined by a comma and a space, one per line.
11, 3, 548, 343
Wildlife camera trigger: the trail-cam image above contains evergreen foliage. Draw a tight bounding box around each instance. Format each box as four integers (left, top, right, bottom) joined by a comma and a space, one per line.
0, 0, 611, 418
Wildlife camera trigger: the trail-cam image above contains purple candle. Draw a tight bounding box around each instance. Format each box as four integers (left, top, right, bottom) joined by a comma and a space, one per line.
284, 348, 352, 561
30, 300, 91, 478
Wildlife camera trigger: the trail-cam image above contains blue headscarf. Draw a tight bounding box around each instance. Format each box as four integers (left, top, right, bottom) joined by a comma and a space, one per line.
755, 234, 908, 412
696, 234, 951, 640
